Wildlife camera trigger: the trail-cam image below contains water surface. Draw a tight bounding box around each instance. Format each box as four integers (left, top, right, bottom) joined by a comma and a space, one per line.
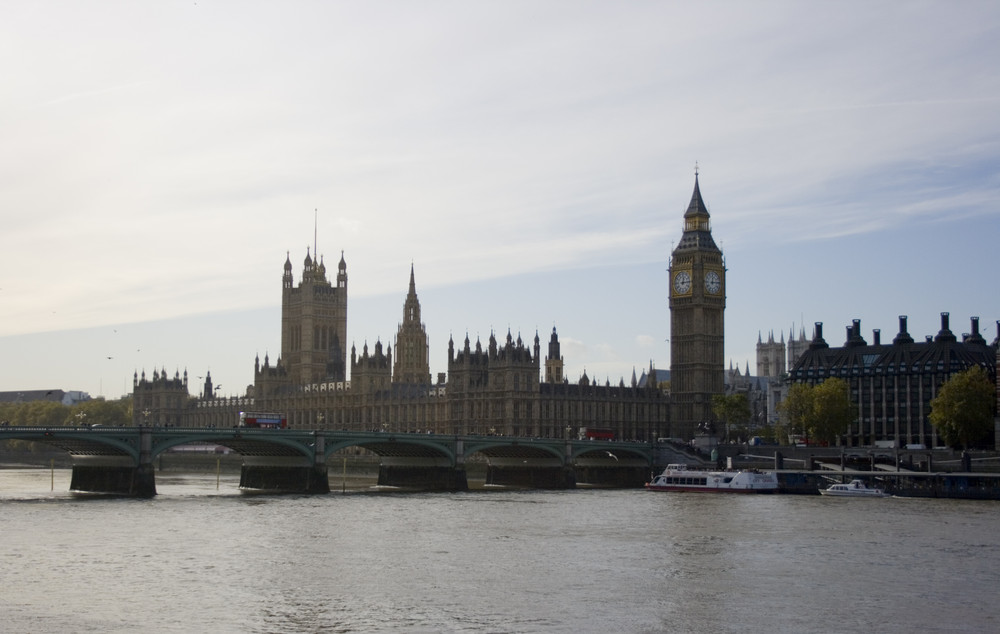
1, 469, 996, 633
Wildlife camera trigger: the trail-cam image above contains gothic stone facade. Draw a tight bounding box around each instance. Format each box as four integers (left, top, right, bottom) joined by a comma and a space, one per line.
135, 251, 670, 440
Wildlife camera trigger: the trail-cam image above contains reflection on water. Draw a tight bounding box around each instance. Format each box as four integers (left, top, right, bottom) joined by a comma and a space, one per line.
1, 468, 998, 633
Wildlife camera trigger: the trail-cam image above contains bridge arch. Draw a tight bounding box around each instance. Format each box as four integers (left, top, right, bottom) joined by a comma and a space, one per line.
0, 427, 140, 461
571, 443, 652, 465
324, 435, 456, 463
463, 439, 566, 463
150, 432, 314, 461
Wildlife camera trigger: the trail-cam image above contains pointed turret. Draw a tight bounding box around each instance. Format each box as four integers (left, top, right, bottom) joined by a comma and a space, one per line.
675, 172, 720, 252
283, 251, 293, 289
337, 250, 347, 289
684, 172, 709, 221
303, 247, 313, 281
544, 326, 564, 384
393, 264, 431, 384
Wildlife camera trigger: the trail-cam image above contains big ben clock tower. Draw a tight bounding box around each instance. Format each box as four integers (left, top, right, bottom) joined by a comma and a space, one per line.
669, 169, 725, 440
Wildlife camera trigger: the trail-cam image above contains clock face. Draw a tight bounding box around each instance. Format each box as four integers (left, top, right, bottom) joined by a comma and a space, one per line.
705, 270, 722, 294
673, 270, 692, 294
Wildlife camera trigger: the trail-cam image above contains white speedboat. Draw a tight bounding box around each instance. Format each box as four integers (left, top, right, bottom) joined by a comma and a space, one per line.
645, 464, 779, 494
820, 479, 890, 498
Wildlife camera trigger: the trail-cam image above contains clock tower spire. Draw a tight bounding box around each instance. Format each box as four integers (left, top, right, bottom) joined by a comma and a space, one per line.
669, 169, 726, 440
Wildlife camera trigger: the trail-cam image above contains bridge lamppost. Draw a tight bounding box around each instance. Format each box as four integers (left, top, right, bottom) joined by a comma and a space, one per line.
75, 412, 87, 428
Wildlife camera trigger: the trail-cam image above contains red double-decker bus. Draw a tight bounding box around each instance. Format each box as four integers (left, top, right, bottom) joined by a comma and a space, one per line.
238, 412, 287, 429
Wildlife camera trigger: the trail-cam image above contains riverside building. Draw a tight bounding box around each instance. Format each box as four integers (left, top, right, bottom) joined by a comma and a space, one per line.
788, 314, 998, 448
134, 255, 680, 440
132, 176, 742, 441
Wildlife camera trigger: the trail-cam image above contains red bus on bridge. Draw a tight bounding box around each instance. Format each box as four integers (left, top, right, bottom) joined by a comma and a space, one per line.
238, 412, 287, 429
582, 428, 616, 441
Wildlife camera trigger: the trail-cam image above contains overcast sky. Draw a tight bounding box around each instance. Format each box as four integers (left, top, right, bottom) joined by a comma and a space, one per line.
2, 1, 999, 400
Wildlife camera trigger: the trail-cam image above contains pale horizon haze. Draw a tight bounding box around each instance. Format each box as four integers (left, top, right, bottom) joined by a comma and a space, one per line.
2, 1, 999, 400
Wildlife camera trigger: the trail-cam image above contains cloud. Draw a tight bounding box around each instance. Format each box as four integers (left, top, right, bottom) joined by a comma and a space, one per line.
1, 0, 998, 387
41, 80, 155, 107
635, 335, 656, 349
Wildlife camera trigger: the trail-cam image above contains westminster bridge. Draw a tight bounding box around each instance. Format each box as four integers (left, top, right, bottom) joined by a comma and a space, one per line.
0, 426, 662, 497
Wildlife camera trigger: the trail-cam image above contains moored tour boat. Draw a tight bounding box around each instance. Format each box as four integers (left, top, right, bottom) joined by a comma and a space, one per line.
645, 464, 779, 494
820, 479, 890, 498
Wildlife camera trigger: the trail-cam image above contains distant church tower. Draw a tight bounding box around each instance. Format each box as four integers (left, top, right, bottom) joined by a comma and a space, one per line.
669, 170, 726, 439
281, 247, 348, 385
393, 264, 432, 384
787, 323, 810, 370
756, 331, 785, 377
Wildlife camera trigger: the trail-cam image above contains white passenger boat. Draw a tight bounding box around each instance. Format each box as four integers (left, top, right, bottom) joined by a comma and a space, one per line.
645, 464, 779, 494
820, 479, 890, 498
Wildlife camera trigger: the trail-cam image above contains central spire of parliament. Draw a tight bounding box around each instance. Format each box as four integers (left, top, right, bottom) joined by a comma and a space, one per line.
393, 263, 431, 385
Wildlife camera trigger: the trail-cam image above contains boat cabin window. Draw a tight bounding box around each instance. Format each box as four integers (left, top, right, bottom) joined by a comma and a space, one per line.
665, 477, 707, 486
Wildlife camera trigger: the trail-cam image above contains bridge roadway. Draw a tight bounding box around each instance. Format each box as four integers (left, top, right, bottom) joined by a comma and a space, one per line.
0, 426, 656, 497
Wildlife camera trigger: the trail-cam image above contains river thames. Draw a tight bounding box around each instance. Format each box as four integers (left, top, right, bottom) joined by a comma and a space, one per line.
1, 468, 997, 633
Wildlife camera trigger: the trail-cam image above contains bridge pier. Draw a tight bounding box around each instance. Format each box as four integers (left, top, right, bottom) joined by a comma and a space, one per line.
377, 457, 468, 491
237, 432, 330, 494
485, 464, 576, 489
239, 465, 330, 493
69, 457, 157, 498
239, 457, 330, 493
573, 465, 648, 488
377, 465, 468, 491
68, 427, 157, 497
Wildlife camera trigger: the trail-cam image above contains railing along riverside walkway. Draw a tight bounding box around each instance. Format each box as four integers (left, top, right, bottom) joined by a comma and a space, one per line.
731, 446, 1000, 499
0, 426, 656, 497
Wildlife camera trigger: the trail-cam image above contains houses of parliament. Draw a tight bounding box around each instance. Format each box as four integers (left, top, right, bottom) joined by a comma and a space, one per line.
132, 176, 731, 440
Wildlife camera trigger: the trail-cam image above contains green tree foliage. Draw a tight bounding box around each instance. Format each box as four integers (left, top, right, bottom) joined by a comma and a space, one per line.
777, 383, 814, 441
809, 378, 854, 445
1, 397, 133, 453
777, 379, 854, 445
929, 366, 995, 449
21, 401, 69, 427
73, 398, 132, 427
0, 402, 67, 452
757, 424, 779, 443
711, 393, 751, 441
1, 397, 133, 429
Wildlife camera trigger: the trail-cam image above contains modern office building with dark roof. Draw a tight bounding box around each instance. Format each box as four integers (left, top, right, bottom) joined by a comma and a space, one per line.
788, 313, 997, 448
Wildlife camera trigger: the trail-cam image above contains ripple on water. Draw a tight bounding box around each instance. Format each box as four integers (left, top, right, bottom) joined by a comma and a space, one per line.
1, 471, 999, 633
